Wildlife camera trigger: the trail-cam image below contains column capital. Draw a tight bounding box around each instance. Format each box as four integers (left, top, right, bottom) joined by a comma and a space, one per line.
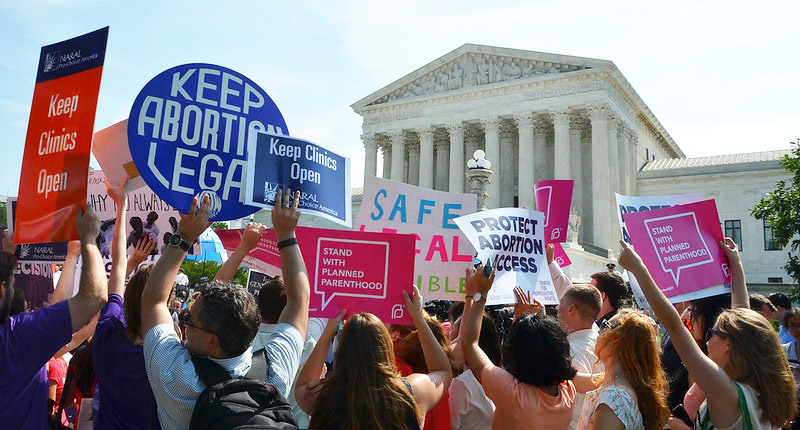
534, 119, 550, 134
406, 142, 420, 153
499, 120, 517, 138
513, 112, 535, 128
588, 103, 611, 122
415, 126, 434, 140
387, 129, 405, 140
625, 128, 639, 143
569, 113, 584, 131
548, 107, 571, 123
445, 122, 465, 137
434, 138, 450, 149
361, 133, 377, 148
480, 117, 501, 132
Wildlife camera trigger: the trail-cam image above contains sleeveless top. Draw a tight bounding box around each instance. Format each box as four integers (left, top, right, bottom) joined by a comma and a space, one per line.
694, 383, 779, 430
577, 385, 644, 430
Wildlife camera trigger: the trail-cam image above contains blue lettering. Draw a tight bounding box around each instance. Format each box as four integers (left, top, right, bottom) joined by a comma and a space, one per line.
442, 203, 461, 229
370, 189, 387, 220
388, 194, 407, 223
418, 199, 435, 224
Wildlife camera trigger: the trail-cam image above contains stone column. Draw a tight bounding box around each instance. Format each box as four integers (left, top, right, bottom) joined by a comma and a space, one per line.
434, 132, 450, 191
464, 126, 482, 165
381, 140, 392, 179
533, 119, 548, 183
618, 124, 630, 195
580, 122, 593, 243
627, 129, 639, 194
362, 133, 378, 184
569, 114, 583, 217
590, 104, 611, 250
388, 130, 405, 181
480, 118, 501, 208
514, 113, 535, 209
550, 108, 571, 180
607, 115, 621, 245
499, 120, 516, 207
447, 122, 465, 193
417, 127, 435, 189
407, 141, 420, 186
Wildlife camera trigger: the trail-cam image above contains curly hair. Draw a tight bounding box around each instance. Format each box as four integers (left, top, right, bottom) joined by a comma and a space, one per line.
503, 314, 576, 387
198, 281, 260, 357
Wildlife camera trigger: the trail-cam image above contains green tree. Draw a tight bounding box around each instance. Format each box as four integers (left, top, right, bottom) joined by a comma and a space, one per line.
752, 139, 800, 299
211, 222, 228, 230
234, 266, 249, 286
180, 259, 221, 286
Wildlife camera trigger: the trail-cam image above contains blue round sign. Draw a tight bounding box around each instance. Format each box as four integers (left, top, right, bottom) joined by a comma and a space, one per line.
128, 63, 288, 221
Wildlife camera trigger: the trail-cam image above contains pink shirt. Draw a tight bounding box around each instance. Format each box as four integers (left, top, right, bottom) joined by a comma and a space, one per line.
481, 365, 576, 429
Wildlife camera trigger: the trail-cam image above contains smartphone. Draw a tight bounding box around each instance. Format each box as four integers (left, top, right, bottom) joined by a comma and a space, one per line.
671, 404, 693, 427
483, 258, 493, 278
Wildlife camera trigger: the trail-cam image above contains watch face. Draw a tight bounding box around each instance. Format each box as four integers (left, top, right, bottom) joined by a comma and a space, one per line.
170, 234, 183, 246
473, 292, 483, 302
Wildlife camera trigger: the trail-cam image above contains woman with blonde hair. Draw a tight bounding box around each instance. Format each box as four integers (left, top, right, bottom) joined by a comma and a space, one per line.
296, 286, 452, 430
619, 238, 797, 429
577, 309, 670, 429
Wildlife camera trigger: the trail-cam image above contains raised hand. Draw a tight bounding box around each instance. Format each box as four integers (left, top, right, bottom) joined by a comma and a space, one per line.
464, 262, 495, 298
177, 195, 211, 242
402, 285, 425, 322
104, 174, 130, 206
719, 237, 741, 266
546, 243, 555, 265
2, 229, 16, 255
75, 206, 100, 243
271, 188, 301, 242
513, 286, 543, 319
240, 222, 266, 252
130, 237, 156, 266
617, 240, 645, 272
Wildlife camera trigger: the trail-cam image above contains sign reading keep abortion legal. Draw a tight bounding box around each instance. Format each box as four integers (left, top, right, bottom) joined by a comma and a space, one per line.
623, 199, 731, 298
244, 132, 351, 227
455, 208, 556, 306
128, 63, 288, 221
534, 179, 573, 243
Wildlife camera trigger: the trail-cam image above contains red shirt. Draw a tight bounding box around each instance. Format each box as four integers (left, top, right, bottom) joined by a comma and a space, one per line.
396, 359, 452, 430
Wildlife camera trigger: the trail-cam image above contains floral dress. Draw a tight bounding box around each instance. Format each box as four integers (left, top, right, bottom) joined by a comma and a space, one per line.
577, 385, 644, 430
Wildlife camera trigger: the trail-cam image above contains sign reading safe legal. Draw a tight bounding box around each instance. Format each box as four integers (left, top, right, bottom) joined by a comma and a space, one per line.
455, 208, 557, 306
15, 27, 108, 243
244, 132, 351, 227
623, 199, 730, 298
128, 63, 288, 221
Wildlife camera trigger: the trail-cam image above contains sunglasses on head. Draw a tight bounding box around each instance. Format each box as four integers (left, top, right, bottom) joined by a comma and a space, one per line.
705, 327, 726, 342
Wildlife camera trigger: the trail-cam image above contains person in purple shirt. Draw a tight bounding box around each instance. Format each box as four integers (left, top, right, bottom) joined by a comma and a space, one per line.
0, 207, 108, 429
93, 175, 161, 429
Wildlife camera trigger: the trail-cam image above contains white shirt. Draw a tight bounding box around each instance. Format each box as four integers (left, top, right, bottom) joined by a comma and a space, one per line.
568, 325, 602, 430
550, 261, 573, 299
448, 369, 495, 430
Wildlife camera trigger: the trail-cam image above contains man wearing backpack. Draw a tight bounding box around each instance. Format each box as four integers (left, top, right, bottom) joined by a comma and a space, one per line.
142, 189, 309, 429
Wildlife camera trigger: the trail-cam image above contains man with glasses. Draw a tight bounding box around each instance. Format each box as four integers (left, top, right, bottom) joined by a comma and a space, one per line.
141, 189, 309, 429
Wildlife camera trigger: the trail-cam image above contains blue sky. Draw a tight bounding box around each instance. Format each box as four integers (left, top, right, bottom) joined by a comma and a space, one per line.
1, 0, 798, 196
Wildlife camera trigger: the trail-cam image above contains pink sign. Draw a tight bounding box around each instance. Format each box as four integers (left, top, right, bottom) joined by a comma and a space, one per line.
623, 200, 730, 297
216, 226, 416, 324
534, 180, 573, 243
552, 243, 572, 268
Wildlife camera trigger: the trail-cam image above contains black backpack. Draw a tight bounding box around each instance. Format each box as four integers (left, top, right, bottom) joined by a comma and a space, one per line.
190, 349, 299, 430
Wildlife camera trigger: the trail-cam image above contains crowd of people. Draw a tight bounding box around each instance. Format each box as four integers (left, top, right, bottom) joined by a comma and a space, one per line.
1, 177, 798, 430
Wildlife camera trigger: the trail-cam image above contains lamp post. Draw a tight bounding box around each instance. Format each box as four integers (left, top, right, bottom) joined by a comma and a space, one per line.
465, 149, 493, 211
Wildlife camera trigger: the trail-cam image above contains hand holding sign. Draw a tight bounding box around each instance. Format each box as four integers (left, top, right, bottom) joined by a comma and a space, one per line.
2, 229, 16, 255
719, 238, 742, 267
104, 174, 130, 206
272, 188, 301, 242
177, 196, 212, 243
76, 206, 100, 243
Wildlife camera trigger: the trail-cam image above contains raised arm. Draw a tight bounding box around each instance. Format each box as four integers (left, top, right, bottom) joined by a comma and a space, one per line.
405, 286, 453, 416
617, 240, 740, 427
546, 243, 573, 298
296, 309, 345, 414
67, 207, 108, 332
51, 241, 80, 305
126, 238, 155, 278
461, 265, 495, 384
141, 196, 210, 335
214, 222, 265, 283
722, 238, 748, 309
105, 176, 129, 297
272, 189, 309, 338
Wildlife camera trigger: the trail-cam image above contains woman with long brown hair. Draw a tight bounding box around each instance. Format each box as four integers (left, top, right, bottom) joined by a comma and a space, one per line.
296, 286, 452, 430
577, 309, 670, 429
619, 238, 797, 429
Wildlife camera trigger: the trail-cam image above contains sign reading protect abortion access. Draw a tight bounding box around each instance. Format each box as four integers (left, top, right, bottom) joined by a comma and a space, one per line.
455, 208, 556, 306
534, 180, 573, 243
244, 132, 351, 227
357, 177, 476, 301
128, 63, 288, 221
624, 200, 730, 298
15, 27, 109, 244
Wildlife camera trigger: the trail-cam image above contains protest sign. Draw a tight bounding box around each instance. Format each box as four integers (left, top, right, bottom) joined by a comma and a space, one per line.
455, 208, 557, 305
245, 132, 351, 227
13, 262, 55, 310
552, 243, 572, 268
246, 269, 271, 296
217, 225, 416, 324
215, 228, 282, 277
93, 119, 146, 192
15, 27, 109, 244
534, 180, 573, 243
357, 177, 476, 301
624, 199, 731, 299
614, 193, 729, 305
6, 198, 69, 263
128, 63, 288, 221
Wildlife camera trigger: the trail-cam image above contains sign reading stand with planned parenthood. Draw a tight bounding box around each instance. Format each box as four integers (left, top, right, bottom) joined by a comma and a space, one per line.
624, 199, 731, 299
244, 132, 351, 227
455, 208, 556, 306
128, 63, 288, 221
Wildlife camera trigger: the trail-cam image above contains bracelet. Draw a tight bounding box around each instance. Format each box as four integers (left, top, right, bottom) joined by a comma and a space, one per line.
277, 237, 298, 249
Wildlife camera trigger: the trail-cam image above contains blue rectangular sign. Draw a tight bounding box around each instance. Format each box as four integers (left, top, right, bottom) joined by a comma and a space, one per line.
245, 132, 351, 227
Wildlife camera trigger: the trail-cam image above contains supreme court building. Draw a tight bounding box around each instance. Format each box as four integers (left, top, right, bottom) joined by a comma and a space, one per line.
257, 44, 792, 292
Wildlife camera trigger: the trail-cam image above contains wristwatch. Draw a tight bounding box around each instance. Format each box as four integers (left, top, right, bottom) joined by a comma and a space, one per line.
169, 233, 192, 251
471, 292, 485, 302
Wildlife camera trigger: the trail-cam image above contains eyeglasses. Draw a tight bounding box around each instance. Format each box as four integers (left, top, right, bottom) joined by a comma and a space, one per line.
180, 310, 215, 335
705, 328, 727, 342
598, 319, 620, 333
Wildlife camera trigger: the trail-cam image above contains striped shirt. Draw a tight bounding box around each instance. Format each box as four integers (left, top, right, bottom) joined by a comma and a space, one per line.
144, 322, 303, 430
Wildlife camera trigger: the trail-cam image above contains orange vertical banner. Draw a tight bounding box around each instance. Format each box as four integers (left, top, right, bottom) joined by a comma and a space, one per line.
15, 27, 109, 244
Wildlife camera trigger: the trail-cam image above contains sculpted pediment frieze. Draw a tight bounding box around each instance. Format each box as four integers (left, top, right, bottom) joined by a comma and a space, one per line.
368, 52, 592, 106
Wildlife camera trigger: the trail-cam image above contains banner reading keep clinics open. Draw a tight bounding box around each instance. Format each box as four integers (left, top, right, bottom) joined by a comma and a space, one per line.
15, 27, 109, 244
